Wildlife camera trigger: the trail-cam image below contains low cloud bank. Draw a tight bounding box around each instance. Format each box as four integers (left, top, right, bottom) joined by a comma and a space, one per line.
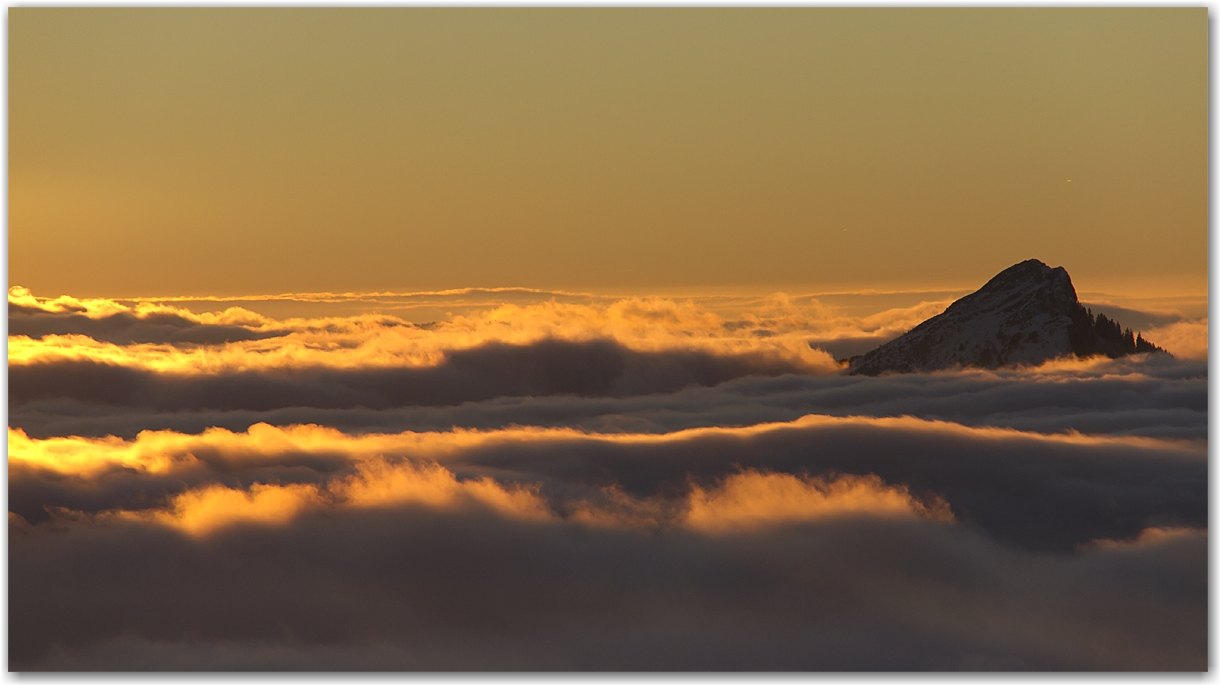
11, 504, 1204, 670
12, 355, 1205, 441
9, 306, 287, 346
11, 415, 1204, 552
10, 338, 834, 412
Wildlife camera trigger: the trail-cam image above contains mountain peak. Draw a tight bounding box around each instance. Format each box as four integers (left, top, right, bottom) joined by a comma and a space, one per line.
980, 259, 1070, 295
848, 260, 1166, 376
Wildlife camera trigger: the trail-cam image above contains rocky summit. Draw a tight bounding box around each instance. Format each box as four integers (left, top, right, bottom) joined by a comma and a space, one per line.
848, 259, 1166, 376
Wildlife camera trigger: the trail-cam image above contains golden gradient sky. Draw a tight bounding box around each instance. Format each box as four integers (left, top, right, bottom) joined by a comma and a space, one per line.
9, 8, 1207, 298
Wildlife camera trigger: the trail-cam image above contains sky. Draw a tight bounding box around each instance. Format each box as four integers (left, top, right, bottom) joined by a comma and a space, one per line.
7, 8, 1209, 672
9, 8, 1208, 298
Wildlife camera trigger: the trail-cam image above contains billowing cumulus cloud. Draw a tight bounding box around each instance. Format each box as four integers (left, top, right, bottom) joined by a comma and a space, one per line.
1141, 319, 1209, 361
11, 286, 941, 371
10, 415, 1205, 550
8, 286, 1207, 671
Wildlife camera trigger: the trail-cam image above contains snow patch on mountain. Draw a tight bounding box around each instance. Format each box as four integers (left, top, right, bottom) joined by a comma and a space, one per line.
848, 260, 1165, 376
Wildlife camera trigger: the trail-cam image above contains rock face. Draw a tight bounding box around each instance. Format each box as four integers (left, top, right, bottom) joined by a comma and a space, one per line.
848, 259, 1166, 376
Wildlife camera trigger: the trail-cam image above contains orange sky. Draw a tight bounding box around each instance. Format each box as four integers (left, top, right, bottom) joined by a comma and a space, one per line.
9, 8, 1208, 298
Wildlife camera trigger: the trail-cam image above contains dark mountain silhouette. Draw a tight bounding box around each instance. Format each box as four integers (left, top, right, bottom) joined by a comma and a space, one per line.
848, 259, 1167, 376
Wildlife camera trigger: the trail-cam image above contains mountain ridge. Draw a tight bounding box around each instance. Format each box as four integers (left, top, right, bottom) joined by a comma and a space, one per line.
847, 259, 1166, 376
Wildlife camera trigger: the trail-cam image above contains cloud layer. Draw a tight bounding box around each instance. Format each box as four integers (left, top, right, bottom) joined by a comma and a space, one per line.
11, 501, 1205, 671
8, 286, 1207, 671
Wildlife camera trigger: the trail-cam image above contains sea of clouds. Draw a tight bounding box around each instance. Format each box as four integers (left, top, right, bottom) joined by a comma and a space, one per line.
7, 286, 1208, 670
